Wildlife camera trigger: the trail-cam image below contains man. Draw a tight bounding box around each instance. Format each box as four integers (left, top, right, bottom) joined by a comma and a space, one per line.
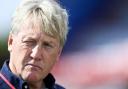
0, 0, 68, 89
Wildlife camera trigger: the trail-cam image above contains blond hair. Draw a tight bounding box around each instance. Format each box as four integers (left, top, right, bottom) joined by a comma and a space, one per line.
11, 0, 69, 46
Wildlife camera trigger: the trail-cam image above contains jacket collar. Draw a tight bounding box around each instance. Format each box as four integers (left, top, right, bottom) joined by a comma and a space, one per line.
0, 60, 56, 89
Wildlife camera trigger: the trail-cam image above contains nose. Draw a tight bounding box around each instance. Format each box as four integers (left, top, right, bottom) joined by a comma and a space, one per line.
30, 45, 42, 60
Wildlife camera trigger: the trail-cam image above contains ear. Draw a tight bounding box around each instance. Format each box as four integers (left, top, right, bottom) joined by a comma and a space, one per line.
8, 33, 14, 52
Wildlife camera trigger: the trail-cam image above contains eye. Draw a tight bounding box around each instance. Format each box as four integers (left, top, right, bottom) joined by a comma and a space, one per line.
43, 42, 53, 48
23, 40, 36, 46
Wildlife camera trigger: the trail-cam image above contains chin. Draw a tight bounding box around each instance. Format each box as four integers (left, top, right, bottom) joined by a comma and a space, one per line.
27, 77, 39, 82
22, 71, 40, 82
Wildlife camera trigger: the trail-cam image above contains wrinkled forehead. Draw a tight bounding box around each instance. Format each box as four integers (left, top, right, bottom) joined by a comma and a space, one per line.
17, 23, 59, 44
18, 31, 58, 44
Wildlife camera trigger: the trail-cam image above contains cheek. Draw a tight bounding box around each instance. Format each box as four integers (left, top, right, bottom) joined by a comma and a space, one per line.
12, 45, 31, 68
45, 51, 59, 67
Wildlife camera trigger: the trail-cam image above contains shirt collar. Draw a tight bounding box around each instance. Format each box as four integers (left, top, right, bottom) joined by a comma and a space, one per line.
43, 73, 55, 88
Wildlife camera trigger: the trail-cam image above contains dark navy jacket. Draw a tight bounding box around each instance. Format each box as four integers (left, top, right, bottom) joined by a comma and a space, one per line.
0, 61, 65, 89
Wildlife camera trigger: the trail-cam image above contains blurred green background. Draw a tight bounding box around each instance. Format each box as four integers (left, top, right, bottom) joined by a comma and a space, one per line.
0, 36, 9, 67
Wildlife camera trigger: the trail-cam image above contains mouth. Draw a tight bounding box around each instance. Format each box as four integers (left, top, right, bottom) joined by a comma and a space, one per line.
25, 64, 42, 70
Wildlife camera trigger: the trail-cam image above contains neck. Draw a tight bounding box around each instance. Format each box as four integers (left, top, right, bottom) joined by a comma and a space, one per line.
9, 61, 18, 76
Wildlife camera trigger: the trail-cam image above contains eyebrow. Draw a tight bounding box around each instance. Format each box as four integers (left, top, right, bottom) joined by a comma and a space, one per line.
21, 35, 36, 42
21, 33, 58, 44
21, 33, 38, 38
22, 35, 56, 44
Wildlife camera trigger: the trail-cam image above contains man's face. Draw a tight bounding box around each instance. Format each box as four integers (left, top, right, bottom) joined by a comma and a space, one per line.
8, 23, 62, 83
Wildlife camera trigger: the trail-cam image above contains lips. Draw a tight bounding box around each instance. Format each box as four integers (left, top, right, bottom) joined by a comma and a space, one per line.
25, 64, 42, 70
